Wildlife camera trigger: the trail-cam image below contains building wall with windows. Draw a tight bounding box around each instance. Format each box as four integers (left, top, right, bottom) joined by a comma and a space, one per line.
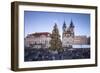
25, 32, 51, 49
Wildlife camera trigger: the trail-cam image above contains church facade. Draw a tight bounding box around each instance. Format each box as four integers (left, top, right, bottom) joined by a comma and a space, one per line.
62, 20, 89, 48
62, 20, 75, 48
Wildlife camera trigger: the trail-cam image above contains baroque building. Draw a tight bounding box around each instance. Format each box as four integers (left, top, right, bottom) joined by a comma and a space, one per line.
24, 32, 51, 49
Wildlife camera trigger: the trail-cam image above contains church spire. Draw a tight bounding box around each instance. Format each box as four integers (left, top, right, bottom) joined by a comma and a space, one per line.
62, 21, 66, 32
69, 20, 74, 28
69, 20, 75, 37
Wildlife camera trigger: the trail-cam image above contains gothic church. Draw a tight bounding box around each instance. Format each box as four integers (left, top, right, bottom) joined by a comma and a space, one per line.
62, 20, 75, 48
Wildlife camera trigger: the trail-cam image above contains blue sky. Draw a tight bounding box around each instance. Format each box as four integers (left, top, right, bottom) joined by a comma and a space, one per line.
24, 11, 90, 38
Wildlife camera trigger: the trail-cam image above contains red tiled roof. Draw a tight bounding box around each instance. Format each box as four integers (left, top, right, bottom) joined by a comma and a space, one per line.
28, 32, 51, 37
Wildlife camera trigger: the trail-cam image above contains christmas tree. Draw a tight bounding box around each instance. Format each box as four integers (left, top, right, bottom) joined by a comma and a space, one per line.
49, 23, 62, 52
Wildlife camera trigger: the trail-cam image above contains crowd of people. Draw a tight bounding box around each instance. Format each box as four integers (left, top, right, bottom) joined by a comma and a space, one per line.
24, 47, 90, 61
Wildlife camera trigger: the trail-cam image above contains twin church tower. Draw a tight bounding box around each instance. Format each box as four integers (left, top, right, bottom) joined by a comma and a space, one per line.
62, 20, 75, 48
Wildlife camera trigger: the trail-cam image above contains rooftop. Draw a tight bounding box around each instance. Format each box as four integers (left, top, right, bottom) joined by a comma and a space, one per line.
26, 32, 51, 38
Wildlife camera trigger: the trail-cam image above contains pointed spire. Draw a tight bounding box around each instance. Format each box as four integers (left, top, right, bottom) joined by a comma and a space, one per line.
69, 20, 74, 28
63, 21, 66, 28
62, 21, 67, 32
54, 23, 57, 28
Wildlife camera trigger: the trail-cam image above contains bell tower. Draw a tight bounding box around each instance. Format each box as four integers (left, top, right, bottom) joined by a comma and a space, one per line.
62, 21, 67, 38
62, 21, 66, 32
69, 20, 75, 37
62, 20, 75, 48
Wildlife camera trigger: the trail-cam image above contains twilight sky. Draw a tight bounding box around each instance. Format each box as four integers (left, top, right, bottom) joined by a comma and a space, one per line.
24, 11, 90, 38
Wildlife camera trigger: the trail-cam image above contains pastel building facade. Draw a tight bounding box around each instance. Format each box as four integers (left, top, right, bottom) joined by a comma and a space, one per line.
24, 32, 51, 49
